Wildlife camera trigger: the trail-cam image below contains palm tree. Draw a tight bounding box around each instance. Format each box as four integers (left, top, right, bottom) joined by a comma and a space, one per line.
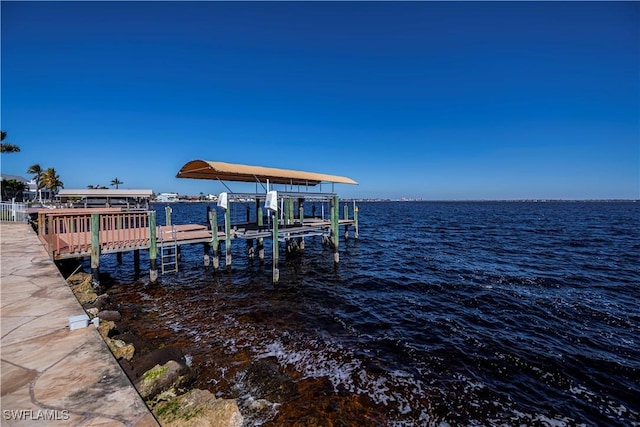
1, 179, 27, 201
0, 131, 20, 153
41, 168, 64, 201
27, 164, 44, 202
110, 177, 123, 189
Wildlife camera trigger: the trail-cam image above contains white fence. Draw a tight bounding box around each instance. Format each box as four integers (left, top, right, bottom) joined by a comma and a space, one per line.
0, 201, 29, 222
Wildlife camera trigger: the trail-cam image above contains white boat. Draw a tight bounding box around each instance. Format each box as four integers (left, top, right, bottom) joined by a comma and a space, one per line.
155, 192, 179, 203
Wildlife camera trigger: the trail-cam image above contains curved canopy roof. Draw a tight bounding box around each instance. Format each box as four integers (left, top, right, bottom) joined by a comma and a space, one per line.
176, 160, 358, 186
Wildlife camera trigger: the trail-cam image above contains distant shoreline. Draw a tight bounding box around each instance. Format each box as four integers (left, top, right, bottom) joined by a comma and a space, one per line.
151, 198, 639, 204
344, 199, 640, 203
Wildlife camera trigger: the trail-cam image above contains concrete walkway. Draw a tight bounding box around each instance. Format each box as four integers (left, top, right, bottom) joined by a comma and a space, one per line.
1, 223, 158, 426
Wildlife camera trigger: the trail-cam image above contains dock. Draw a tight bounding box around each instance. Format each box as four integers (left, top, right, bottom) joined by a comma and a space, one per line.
36, 209, 217, 259
0, 222, 157, 426
177, 160, 359, 283
33, 160, 358, 284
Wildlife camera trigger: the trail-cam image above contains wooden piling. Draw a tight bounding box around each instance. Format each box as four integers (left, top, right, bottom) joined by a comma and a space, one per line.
204, 207, 213, 269
289, 198, 295, 224
343, 203, 350, 241
354, 203, 359, 240
272, 210, 279, 283
284, 198, 291, 226
330, 195, 339, 264
133, 248, 141, 280
149, 211, 158, 283
90, 213, 100, 288
211, 209, 219, 271
224, 203, 232, 269
165, 205, 172, 227
203, 243, 210, 267
257, 207, 264, 263
298, 198, 305, 250
247, 239, 254, 261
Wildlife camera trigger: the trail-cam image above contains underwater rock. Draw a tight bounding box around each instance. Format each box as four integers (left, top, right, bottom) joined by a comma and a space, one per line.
153, 388, 243, 427
127, 346, 188, 381
89, 293, 110, 311
98, 310, 121, 322
243, 360, 298, 403
136, 360, 192, 401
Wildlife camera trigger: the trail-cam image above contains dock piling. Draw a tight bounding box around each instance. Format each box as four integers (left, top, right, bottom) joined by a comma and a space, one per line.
165, 205, 172, 227
203, 243, 210, 267
266, 190, 279, 283
90, 213, 100, 288
134, 249, 140, 275
224, 202, 231, 270
247, 239, 254, 261
272, 210, 279, 283
284, 198, 290, 226
330, 195, 339, 264
257, 207, 265, 263
354, 203, 359, 240
210, 209, 219, 271
298, 198, 305, 250
149, 211, 158, 283
344, 203, 350, 241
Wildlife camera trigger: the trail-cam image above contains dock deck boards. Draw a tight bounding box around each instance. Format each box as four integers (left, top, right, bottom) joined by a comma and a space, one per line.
41, 220, 355, 259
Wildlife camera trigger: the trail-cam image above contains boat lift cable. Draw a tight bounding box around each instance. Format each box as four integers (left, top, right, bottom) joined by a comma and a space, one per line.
217, 178, 234, 194
253, 175, 267, 193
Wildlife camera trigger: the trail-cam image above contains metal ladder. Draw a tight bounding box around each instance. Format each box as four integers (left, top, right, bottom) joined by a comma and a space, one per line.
160, 225, 178, 274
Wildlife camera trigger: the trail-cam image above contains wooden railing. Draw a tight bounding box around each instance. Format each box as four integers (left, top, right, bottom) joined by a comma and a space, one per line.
38, 209, 151, 259
99, 211, 150, 253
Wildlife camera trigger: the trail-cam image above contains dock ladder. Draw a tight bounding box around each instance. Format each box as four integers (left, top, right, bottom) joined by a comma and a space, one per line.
160, 225, 179, 274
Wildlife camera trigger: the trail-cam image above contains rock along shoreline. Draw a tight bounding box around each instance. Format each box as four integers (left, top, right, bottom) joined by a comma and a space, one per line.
66, 271, 244, 427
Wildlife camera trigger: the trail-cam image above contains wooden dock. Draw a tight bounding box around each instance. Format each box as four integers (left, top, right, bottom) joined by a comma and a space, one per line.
37, 209, 218, 259
35, 203, 357, 285
234, 219, 355, 241
33, 156, 359, 284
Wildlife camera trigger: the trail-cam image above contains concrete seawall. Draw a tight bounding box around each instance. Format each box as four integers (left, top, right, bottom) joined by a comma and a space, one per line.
0, 222, 158, 426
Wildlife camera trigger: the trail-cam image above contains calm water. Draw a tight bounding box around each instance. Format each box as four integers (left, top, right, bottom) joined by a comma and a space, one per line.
102, 201, 640, 426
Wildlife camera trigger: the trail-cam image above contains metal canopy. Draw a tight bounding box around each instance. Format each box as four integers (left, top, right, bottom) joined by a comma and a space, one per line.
176, 160, 358, 186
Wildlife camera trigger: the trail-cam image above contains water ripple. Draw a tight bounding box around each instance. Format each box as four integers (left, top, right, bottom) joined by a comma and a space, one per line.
102, 201, 640, 426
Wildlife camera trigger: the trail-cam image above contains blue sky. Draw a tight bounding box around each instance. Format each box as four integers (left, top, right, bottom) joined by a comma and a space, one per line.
1, 1, 638, 200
